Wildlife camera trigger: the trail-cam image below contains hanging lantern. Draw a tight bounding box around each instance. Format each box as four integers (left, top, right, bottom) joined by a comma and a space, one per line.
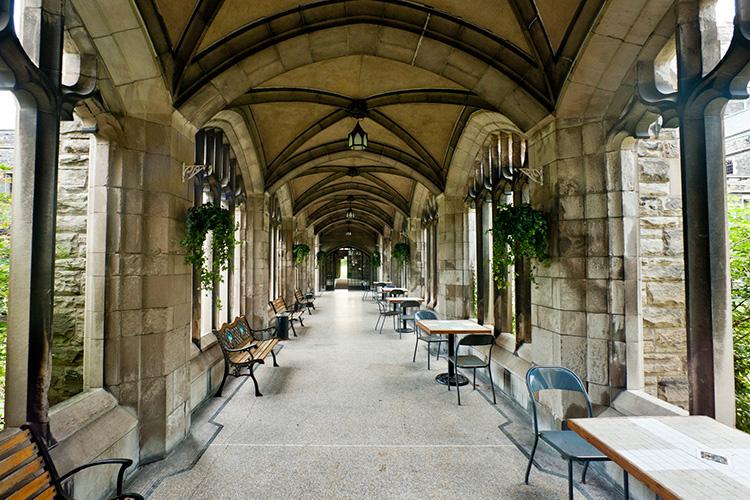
346, 207, 354, 219
346, 221, 352, 236
348, 121, 368, 151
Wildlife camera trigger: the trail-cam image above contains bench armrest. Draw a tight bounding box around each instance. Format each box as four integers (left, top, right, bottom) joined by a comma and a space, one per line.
223, 343, 259, 353
59, 458, 133, 496
251, 326, 277, 340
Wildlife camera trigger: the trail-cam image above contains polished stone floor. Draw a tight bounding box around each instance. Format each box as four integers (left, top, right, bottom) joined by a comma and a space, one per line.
133, 290, 616, 499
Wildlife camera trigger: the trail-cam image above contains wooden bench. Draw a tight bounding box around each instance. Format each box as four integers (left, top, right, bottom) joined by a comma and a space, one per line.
0, 424, 141, 500
213, 316, 280, 397
269, 296, 304, 336
294, 288, 315, 314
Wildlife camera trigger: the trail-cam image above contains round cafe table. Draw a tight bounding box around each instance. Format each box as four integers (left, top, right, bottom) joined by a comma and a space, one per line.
413, 319, 493, 386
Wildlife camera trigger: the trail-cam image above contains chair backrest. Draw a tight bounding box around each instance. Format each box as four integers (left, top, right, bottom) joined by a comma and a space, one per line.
0, 425, 61, 499
414, 310, 439, 321
390, 289, 405, 297
525, 366, 593, 435
401, 300, 421, 308
457, 333, 495, 347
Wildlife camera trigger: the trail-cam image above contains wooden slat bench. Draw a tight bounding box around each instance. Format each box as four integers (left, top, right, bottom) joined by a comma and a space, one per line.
0, 424, 141, 500
213, 316, 280, 397
294, 288, 315, 314
269, 296, 304, 336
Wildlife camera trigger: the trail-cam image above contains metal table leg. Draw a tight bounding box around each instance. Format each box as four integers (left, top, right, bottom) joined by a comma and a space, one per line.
435, 334, 468, 386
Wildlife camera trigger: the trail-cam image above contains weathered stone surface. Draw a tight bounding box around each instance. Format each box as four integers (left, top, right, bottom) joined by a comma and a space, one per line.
637, 133, 688, 409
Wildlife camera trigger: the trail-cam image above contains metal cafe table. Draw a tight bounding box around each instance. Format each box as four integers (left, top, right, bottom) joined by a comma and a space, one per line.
386, 296, 424, 332
414, 320, 492, 386
568, 415, 750, 499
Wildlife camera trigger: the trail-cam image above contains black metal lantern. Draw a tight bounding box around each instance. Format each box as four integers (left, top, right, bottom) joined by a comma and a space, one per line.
346, 221, 352, 236
346, 196, 355, 219
348, 121, 368, 151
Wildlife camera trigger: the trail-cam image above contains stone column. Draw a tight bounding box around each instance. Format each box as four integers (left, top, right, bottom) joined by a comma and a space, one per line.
408, 217, 423, 296
4, 1, 65, 438
281, 217, 295, 304
437, 196, 470, 319
243, 193, 270, 327
102, 117, 194, 460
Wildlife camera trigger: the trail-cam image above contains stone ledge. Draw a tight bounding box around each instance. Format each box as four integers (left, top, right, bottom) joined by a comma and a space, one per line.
612, 389, 689, 417
47, 390, 139, 499
49, 388, 118, 441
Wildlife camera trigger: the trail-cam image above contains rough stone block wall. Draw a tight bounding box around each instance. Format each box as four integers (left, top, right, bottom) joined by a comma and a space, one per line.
50, 123, 90, 405
637, 130, 688, 409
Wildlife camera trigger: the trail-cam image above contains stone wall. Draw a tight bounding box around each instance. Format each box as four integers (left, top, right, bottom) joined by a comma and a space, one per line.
50, 123, 90, 405
637, 130, 688, 409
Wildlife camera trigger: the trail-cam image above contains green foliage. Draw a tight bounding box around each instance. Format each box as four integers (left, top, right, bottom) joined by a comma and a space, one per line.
393, 242, 410, 264
293, 243, 310, 264
470, 267, 477, 318
180, 203, 237, 291
0, 163, 11, 427
316, 250, 326, 265
371, 250, 381, 268
491, 203, 550, 289
729, 201, 750, 432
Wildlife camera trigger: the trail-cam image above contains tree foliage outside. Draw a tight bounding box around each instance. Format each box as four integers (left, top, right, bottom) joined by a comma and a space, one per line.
729, 201, 750, 432
0, 163, 11, 427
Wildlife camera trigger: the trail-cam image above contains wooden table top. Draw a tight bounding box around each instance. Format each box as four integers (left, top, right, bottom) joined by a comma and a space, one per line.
568, 416, 750, 499
415, 319, 493, 335
386, 296, 424, 303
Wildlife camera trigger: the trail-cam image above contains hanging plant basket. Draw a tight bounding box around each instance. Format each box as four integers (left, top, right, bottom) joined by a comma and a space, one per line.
491, 203, 550, 289
316, 250, 327, 265
393, 242, 410, 264
293, 243, 311, 264
181, 202, 237, 291
371, 250, 382, 268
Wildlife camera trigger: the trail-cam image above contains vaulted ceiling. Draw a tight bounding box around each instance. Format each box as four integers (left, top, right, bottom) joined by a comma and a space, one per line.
134, 0, 605, 240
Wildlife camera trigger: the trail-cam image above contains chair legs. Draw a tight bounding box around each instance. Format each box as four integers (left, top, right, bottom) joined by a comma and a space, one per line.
582, 462, 589, 483
487, 364, 496, 404
524, 435, 538, 484
568, 459, 574, 500
413, 336, 419, 362
456, 368, 461, 405
624, 470, 629, 499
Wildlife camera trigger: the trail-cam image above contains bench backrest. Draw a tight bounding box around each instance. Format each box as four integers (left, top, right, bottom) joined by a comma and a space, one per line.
214, 316, 253, 351
294, 289, 305, 301
0, 425, 60, 499
270, 297, 287, 314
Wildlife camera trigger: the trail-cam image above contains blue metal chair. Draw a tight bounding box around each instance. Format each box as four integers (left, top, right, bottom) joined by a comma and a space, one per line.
448, 334, 496, 405
413, 310, 448, 369
525, 366, 627, 500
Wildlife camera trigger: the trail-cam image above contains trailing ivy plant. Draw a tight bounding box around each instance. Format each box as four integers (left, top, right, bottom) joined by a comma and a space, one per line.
293, 243, 311, 264
393, 242, 410, 264
491, 203, 550, 289
371, 250, 381, 268
316, 250, 327, 266
181, 203, 237, 291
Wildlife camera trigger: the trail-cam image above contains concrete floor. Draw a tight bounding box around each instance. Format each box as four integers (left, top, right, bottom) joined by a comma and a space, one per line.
133, 290, 618, 499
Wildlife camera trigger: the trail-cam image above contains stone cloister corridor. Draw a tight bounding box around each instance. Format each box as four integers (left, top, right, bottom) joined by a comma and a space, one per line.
131, 291, 612, 499
2, 0, 750, 498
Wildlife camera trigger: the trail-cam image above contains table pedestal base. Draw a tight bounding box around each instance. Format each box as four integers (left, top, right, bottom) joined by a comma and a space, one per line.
435, 373, 469, 386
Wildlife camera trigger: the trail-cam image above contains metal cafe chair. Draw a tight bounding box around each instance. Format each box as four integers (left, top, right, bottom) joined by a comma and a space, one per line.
524, 366, 624, 500
447, 334, 496, 405
395, 299, 421, 338
413, 310, 447, 369
375, 298, 399, 334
